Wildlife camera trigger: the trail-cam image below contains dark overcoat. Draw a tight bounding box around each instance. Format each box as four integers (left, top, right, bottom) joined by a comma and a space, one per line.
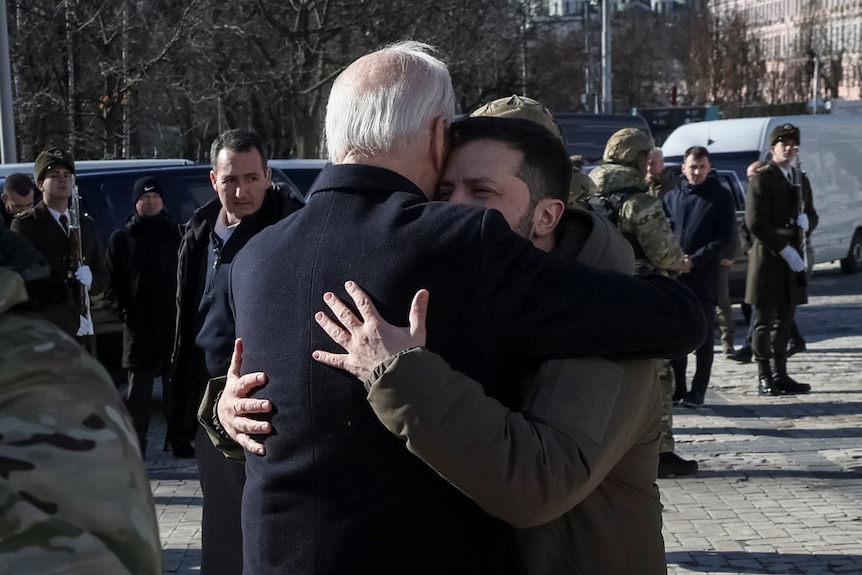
106, 212, 181, 369
745, 161, 818, 307
11, 201, 108, 311
663, 174, 737, 303
230, 164, 707, 575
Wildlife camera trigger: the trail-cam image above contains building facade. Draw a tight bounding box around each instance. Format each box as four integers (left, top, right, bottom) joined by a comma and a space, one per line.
710, 0, 862, 103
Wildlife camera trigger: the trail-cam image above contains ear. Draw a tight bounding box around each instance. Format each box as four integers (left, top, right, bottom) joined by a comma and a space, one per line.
430, 115, 449, 174
533, 198, 565, 240
209, 170, 217, 191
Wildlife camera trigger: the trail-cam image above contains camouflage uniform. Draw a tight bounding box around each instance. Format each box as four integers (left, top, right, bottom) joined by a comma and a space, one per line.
0, 268, 161, 574
589, 129, 685, 456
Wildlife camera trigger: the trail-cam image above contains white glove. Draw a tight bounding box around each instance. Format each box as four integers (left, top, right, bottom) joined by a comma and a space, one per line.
77, 315, 94, 336
780, 245, 805, 272
75, 265, 92, 289
796, 213, 809, 232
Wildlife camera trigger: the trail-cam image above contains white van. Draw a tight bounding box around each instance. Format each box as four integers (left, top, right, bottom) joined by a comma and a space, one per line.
662, 114, 862, 274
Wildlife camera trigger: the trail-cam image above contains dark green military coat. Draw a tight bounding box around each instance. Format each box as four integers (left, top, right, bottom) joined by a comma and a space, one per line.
744, 161, 818, 307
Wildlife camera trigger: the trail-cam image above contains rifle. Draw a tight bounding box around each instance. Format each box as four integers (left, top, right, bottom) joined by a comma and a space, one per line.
69, 184, 95, 341
790, 155, 808, 287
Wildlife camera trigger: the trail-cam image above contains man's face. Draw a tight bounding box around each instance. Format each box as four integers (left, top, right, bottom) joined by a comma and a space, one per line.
771, 139, 798, 165
39, 166, 74, 202
682, 155, 711, 186
2, 190, 34, 215
646, 151, 664, 182
439, 140, 535, 239
210, 148, 271, 225
135, 192, 164, 218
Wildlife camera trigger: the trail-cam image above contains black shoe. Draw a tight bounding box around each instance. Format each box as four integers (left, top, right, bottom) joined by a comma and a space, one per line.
773, 376, 811, 395
658, 452, 698, 479
787, 341, 807, 357
730, 347, 752, 364
171, 442, 196, 459
677, 392, 704, 408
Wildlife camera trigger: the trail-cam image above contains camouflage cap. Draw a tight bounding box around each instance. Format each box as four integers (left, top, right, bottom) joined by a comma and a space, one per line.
770, 123, 800, 146
470, 95, 563, 141
34, 147, 75, 182
472, 95, 586, 202
603, 128, 653, 167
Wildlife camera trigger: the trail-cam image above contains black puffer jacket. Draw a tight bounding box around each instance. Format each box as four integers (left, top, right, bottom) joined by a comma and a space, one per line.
106, 211, 182, 369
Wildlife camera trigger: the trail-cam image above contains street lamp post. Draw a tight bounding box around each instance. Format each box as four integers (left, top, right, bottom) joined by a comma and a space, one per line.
601, 0, 612, 113
0, 0, 17, 163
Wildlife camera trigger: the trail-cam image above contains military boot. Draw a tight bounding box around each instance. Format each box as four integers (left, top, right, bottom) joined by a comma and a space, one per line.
757, 360, 780, 396
772, 356, 811, 394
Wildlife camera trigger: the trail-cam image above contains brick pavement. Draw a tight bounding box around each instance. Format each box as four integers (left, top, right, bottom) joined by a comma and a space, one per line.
149, 263, 862, 574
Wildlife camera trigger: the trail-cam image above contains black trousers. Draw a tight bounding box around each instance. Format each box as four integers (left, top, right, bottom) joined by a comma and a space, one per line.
196, 425, 246, 575
672, 296, 716, 402
752, 303, 795, 361
126, 367, 172, 450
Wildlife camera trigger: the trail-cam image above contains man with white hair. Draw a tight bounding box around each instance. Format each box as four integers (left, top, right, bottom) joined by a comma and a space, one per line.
228, 41, 705, 574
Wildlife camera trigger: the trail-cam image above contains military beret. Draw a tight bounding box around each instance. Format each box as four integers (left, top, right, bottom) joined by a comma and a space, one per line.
34, 147, 75, 182
471, 95, 563, 142
770, 123, 800, 146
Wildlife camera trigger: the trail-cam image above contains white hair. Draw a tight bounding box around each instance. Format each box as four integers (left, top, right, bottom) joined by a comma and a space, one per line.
325, 41, 456, 163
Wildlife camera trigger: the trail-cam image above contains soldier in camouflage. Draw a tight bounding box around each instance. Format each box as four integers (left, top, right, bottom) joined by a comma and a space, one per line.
588, 128, 697, 479
0, 266, 161, 574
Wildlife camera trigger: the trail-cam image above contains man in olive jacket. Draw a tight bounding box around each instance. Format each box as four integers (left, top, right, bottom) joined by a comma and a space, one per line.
308, 116, 666, 575
746, 123, 818, 396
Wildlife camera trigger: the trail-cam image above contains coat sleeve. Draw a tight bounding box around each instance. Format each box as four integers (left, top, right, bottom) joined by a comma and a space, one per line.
105, 230, 131, 319
746, 171, 788, 255
688, 183, 737, 268
476, 207, 703, 361
621, 194, 685, 273
364, 348, 659, 528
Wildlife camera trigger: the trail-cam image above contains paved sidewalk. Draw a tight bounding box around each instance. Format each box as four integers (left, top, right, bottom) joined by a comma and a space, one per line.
149, 263, 862, 574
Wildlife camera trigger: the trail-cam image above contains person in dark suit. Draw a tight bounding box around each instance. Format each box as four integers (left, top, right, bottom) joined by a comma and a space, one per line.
664, 146, 736, 407
746, 124, 818, 396
227, 41, 706, 575
11, 148, 107, 340
168, 129, 304, 575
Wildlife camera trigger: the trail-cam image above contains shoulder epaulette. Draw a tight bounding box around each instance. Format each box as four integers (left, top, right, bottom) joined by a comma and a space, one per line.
13, 208, 35, 220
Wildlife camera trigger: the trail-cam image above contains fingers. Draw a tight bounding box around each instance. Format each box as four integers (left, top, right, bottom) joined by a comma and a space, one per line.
408, 289, 429, 342
232, 397, 272, 417
235, 433, 266, 456
235, 371, 268, 394
312, 349, 349, 371
315, 311, 352, 350
229, 338, 244, 379
345, 280, 381, 324
323, 290, 362, 329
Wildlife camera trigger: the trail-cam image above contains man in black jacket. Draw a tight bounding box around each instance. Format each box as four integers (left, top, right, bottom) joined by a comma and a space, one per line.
664, 146, 736, 407
168, 129, 303, 575
106, 176, 181, 456
228, 41, 705, 575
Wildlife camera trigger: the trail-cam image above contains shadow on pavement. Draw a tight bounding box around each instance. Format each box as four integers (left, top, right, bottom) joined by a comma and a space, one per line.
680, 425, 862, 439
681, 468, 862, 481
163, 548, 203, 574
696, 401, 862, 419
667, 550, 862, 573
